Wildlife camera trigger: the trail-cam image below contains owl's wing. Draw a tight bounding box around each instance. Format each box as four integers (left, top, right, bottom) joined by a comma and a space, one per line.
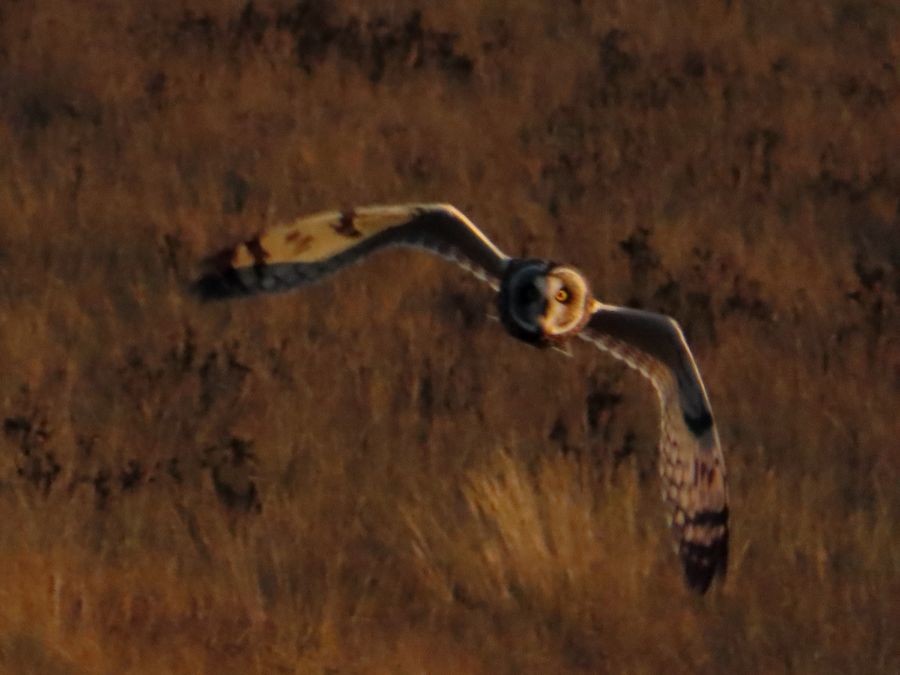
192, 203, 510, 299
578, 303, 728, 593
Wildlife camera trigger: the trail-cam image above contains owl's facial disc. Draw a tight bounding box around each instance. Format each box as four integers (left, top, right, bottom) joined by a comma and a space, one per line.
539, 266, 593, 339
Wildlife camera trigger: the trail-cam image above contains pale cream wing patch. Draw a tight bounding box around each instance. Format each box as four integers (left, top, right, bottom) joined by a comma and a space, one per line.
578, 303, 728, 593
193, 203, 510, 299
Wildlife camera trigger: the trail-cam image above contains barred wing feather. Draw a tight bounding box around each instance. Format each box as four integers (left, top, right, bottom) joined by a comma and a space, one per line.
579, 303, 728, 593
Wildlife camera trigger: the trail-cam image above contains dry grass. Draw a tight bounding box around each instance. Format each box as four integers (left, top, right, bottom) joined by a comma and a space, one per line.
0, 0, 898, 672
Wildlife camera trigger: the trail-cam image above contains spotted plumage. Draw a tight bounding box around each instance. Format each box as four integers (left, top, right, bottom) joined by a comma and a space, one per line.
193, 203, 729, 593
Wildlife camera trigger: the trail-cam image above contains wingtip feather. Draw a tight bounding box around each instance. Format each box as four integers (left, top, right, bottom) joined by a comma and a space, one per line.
189, 247, 252, 301
680, 528, 728, 594
189, 270, 247, 300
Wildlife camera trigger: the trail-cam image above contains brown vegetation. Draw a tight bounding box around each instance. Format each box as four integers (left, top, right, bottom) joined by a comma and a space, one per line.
0, 1, 898, 672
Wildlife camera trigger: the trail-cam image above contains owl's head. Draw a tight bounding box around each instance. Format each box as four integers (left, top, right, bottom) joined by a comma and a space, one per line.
498, 259, 594, 346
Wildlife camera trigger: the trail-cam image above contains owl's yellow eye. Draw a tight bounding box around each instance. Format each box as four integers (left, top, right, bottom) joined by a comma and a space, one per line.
555, 288, 569, 303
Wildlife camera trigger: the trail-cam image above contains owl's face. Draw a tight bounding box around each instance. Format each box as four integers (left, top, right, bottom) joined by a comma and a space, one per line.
498, 260, 594, 346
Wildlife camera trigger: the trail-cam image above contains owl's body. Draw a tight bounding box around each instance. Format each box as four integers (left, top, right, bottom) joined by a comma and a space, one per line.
194, 203, 729, 593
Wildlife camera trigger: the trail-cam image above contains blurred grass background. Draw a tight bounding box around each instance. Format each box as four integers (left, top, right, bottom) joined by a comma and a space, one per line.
0, 0, 898, 672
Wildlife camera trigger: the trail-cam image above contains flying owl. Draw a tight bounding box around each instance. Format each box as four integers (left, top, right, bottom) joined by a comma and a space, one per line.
193, 203, 729, 593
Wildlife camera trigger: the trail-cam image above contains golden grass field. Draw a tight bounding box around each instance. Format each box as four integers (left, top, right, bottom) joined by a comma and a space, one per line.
0, 1, 898, 672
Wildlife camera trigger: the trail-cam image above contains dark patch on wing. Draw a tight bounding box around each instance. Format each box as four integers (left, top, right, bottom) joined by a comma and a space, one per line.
680, 538, 728, 594
244, 236, 269, 265
678, 506, 728, 594
333, 210, 363, 238
586, 307, 716, 433
285, 230, 314, 254
683, 408, 713, 436
191, 265, 252, 299
190, 245, 251, 299
685, 507, 728, 528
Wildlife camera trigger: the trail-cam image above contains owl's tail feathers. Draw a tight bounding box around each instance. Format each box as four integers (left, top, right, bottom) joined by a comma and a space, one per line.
677, 506, 729, 594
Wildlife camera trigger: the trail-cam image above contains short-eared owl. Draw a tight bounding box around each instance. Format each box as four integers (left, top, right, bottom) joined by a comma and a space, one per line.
194, 203, 728, 593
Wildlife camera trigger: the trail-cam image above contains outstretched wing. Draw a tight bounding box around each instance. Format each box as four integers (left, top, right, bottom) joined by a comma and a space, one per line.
192, 203, 510, 299
578, 303, 728, 593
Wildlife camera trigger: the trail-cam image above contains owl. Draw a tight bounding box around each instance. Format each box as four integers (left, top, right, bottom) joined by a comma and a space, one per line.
193, 203, 729, 593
